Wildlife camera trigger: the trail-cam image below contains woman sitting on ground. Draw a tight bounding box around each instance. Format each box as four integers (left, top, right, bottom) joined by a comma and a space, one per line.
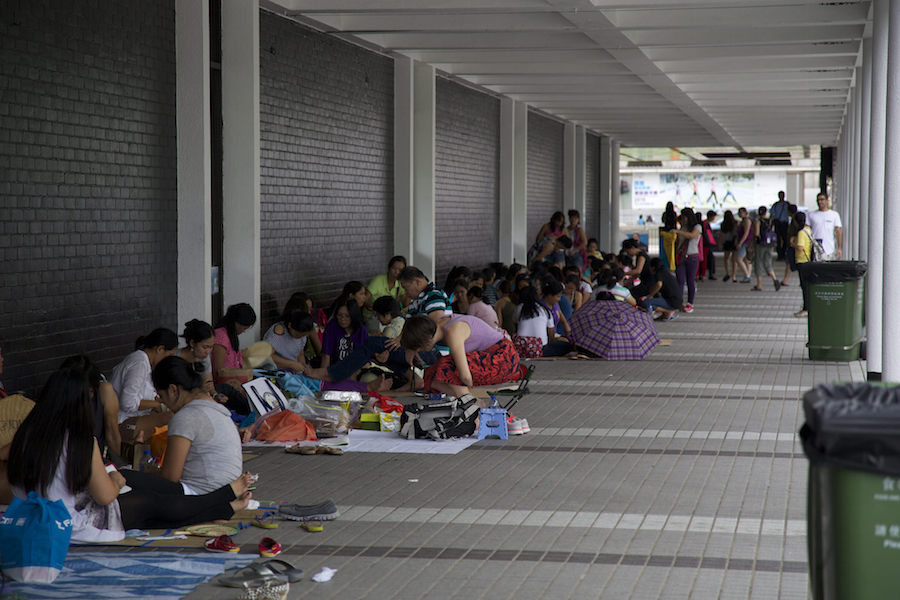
109, 328, 178, 446
263, 310, 318, 372
181, 319, 250, 416
368, 255, 407, 307
513, 285, 574, 359
281, 292, 326, 361
153, 356, 243, 495
7, 363, 251, 543
399, 313, 521, 398
466, 286, 499, 328
212, 303, 256, 378
326, 282, 368, 320
60, 355, 122, 461
494, 280, 517, 337
321, 298, 368, 370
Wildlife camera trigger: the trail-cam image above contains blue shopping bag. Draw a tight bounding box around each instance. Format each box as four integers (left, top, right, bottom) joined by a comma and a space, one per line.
0, 491, 73, 582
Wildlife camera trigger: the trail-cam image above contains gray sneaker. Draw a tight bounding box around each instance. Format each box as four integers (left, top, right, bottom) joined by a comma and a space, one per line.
278, 499, 340, 522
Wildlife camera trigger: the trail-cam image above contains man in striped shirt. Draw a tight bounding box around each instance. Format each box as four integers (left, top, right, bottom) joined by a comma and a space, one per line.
399, 266, 452, 321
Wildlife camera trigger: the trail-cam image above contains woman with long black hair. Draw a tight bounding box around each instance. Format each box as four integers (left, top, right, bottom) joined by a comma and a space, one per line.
6, 363, 251, 543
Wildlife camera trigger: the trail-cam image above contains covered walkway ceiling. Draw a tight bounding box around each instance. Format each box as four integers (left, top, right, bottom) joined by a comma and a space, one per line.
261, 0, 870, 149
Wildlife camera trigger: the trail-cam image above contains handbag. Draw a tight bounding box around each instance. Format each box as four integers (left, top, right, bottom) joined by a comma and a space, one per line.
0, 491, 73, 582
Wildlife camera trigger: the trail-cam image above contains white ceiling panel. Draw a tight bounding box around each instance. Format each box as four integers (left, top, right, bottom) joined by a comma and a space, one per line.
262, 0, 871, 148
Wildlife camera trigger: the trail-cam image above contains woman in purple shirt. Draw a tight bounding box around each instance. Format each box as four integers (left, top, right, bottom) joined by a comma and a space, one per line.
399, 314, 521, 397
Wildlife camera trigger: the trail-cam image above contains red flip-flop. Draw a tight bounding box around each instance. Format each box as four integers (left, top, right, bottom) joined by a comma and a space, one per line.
204, 534, 240, 553
259, 537, 283, 557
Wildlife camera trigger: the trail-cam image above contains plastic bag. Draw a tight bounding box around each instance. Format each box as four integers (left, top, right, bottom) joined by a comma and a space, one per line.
0, 492, 72, 582
287, 395, 357, 437
801, 382, 900, 476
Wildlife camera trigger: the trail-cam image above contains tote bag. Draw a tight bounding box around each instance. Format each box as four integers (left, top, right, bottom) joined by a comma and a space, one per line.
0, 491, 73, 582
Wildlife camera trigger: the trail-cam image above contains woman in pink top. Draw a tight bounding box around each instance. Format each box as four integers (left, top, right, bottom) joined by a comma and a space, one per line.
466, 286, 499, 328
400, 314, 521, 397
212, 303, 256, 378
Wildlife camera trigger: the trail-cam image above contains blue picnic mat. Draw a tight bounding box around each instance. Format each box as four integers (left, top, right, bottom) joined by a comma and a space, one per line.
1, 551, 257, 599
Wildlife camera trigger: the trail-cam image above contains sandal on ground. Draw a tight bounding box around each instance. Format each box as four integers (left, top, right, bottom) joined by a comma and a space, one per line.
285, 444, 316, 455
252, 510, 279, 529
259, 559, 305, 583
259, 537, 283, 557
204, 534, 240, 553
315, 446, 344, 455
750, 286, 763, 291
215, 563, 291, 588
300, 522, 324, 533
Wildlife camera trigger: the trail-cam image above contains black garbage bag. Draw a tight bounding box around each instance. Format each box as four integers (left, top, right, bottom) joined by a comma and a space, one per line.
800, 382, 900, 476
798, 260, 867, 284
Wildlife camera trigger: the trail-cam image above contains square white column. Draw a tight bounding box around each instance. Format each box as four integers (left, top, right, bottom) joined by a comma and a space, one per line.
221, 0, 261, 342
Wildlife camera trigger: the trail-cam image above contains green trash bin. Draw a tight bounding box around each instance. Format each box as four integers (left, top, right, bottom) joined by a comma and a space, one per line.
799, 261, 867, 361
802, 383, 900, 600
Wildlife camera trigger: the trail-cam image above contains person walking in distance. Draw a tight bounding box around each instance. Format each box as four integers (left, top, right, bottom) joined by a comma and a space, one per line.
807, 193, 843, 260
770, 191, 791, 261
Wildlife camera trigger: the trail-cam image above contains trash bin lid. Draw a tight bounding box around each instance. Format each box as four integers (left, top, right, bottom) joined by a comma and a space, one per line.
801, 383, 900, 476
797, 260, 867, 283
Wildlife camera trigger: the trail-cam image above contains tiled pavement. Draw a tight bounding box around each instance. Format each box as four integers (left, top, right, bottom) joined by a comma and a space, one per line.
170, 273, 864, 599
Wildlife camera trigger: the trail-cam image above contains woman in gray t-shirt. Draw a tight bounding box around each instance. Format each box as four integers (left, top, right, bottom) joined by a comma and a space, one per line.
153, 356, 243, 495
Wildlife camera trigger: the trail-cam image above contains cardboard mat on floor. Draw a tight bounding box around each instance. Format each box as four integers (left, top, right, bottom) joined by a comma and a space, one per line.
72, 507, 277, 549
388, 382, 519, 399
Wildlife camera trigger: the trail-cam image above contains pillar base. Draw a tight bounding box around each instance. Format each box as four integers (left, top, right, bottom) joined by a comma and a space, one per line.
867, 371, 883, 381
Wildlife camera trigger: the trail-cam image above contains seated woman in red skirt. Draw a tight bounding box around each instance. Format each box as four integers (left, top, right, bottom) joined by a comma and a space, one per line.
399, 314, 521, 397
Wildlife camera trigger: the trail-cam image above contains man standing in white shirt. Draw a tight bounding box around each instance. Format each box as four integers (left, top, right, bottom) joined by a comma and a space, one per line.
806, 193, 843, 260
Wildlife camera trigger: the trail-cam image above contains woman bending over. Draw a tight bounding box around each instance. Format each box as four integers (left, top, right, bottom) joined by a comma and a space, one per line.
153, 356, 243, 495
399, 314, 521, 398
7, 364, 251, 543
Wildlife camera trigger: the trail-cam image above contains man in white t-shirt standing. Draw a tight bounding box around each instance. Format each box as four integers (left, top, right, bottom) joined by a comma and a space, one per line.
807, 193, 843, 260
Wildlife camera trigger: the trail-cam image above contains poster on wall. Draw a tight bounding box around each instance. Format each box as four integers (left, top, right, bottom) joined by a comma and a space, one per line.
628, 171, 787, 214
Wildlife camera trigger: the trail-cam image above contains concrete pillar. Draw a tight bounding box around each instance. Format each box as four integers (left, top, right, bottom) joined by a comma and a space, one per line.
599, 135, 612, 251
868, 0, 888, 379
852, 71, 863, 259
221, 0, 261, 343
786, 173, 803, 207
859, 37, 873, 262
883, 0, 900, 380
393, 56, 414, 261
610, 141, 621, 247
175, 0, 212, 328
499, 98, 528, 265
412, 62, 436, 281
563, 124, 587, 230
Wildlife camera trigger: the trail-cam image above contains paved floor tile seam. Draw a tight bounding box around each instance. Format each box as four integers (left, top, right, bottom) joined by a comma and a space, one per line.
468, 445, 803, 459
525, 426, 798, 441
533, 379, 807, 393
337, 505, 807, 536
527, 389, 802, 402
278, 544, 809, 573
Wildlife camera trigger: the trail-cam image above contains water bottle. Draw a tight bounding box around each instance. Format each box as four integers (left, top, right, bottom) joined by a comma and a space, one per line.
140, 450, 155, 473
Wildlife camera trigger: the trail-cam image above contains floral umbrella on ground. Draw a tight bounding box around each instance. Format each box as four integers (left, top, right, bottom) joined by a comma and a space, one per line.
568, 300, 659, 360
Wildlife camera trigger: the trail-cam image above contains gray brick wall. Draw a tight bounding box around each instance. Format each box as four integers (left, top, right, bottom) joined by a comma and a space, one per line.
527, 111, 565, 242
435, 78, 500, 283
259, 12, 394, 326
585, 133, 601, 242
0, 0, 177, 396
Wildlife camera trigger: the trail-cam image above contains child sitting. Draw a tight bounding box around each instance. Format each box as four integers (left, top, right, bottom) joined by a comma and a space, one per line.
373, 296, 405, 339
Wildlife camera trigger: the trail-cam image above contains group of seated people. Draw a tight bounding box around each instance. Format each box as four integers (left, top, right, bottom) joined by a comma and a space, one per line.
0, 225, 678, 544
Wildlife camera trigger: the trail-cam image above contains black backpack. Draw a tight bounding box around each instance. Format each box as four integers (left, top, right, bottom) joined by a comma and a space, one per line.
398, 394, 480, 440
